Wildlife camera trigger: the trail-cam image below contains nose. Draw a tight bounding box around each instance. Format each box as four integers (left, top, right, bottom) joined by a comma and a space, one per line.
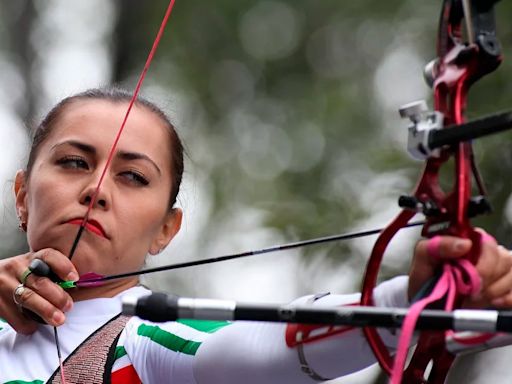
79, 184, 109, 210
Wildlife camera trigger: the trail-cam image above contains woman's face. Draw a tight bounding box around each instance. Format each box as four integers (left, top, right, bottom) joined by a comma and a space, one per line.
16, 99, 181, 277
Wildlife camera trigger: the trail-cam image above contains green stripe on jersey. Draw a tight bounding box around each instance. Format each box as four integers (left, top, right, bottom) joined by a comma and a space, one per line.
177, 319, 230, 333
114, 346, 128, 360
137, 324, 201, 356
4, 380, 44, 384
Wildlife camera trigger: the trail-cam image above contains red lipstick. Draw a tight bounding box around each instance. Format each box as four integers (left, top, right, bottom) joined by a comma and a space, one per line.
68, 218, 107, 238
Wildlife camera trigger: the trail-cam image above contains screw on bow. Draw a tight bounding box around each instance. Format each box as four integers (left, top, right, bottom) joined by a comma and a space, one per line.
361, 1, 504, 383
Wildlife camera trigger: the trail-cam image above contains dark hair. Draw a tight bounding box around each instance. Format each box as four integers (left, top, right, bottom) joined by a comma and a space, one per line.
26, 87, 184, 209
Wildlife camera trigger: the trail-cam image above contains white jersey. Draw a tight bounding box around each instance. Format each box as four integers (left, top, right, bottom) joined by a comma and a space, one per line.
0, 278, 409, 384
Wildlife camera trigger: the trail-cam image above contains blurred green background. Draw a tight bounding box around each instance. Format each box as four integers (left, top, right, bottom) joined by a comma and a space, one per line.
0, 1, 510, 382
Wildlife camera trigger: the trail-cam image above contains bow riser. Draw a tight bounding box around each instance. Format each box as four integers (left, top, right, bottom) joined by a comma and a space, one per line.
361, 0, 503, 382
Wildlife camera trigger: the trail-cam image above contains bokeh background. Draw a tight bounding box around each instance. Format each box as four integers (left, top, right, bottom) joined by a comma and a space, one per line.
0, 1, 511, 382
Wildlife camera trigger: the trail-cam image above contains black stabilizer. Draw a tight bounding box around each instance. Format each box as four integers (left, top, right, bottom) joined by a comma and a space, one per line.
497, 311, 512, 332
135, 292, 180, 322
428, 111, 512, 149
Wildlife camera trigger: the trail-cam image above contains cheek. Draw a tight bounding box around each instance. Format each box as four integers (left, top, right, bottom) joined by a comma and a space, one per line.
24, 173, 79, 251
120, 180, 171, 223
115, 194, 168, 242
109, 202, 167, 270
27, 178, 69, 219
119, 202, 165, 234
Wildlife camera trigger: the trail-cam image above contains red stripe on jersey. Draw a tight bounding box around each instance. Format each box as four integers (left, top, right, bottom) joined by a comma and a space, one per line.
111, 364, 142, 384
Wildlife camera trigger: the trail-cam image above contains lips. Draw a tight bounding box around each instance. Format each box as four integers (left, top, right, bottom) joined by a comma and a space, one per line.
67, 218, 108, 238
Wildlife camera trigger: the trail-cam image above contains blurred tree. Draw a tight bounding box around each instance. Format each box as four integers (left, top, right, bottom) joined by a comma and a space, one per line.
111, 0, 512, 280
0, 0, 37, 121
0, 1, 511, 382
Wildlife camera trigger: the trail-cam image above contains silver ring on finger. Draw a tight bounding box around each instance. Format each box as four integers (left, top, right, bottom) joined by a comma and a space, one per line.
13, 284, 27, 308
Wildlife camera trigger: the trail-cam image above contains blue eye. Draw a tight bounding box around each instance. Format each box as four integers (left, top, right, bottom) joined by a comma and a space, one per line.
56, 156, 89, 170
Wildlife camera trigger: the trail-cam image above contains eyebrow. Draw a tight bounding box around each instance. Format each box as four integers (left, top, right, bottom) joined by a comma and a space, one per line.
52, 140, 96, 155
117, 150, 162, 175
52, 140, 162, 175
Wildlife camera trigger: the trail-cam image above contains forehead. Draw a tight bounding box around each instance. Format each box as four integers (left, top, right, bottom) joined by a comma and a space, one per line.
45, 99, 172, 165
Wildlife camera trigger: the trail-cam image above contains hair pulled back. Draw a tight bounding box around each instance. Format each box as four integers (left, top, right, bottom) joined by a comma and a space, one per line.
26, 87, 184, 209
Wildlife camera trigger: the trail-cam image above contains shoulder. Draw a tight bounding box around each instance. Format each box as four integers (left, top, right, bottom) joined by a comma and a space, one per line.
118, 317, 231, 383
122, 317, 231, 356
116, 287, 232, 356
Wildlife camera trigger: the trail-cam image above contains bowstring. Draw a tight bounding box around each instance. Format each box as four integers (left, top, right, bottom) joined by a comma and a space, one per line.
56, 1, 178, 381
68, 0, 177, 261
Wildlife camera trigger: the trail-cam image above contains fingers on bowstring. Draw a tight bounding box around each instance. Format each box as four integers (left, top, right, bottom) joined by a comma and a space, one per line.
33, 248, 79, 282
23, 272, 73, 316
0, 250, 74, 330
0, 258, 37, 334
15, 283, 68, 327
24, 249, 76, 324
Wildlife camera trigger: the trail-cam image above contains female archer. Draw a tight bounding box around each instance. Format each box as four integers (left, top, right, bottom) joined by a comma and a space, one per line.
0, 87, 511, 384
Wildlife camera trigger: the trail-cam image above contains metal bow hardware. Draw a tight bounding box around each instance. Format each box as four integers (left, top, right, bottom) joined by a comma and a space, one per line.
361, 1, 504, 382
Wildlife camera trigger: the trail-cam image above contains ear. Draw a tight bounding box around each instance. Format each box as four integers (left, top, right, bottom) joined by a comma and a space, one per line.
149, 208, 183, 255
14, 170, 28, 222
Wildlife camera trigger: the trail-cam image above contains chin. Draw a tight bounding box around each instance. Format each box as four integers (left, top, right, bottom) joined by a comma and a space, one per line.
71, 253, 106, 275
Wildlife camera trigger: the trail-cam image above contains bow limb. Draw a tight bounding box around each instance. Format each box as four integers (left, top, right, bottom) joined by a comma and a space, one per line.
361, 210, 416, 373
